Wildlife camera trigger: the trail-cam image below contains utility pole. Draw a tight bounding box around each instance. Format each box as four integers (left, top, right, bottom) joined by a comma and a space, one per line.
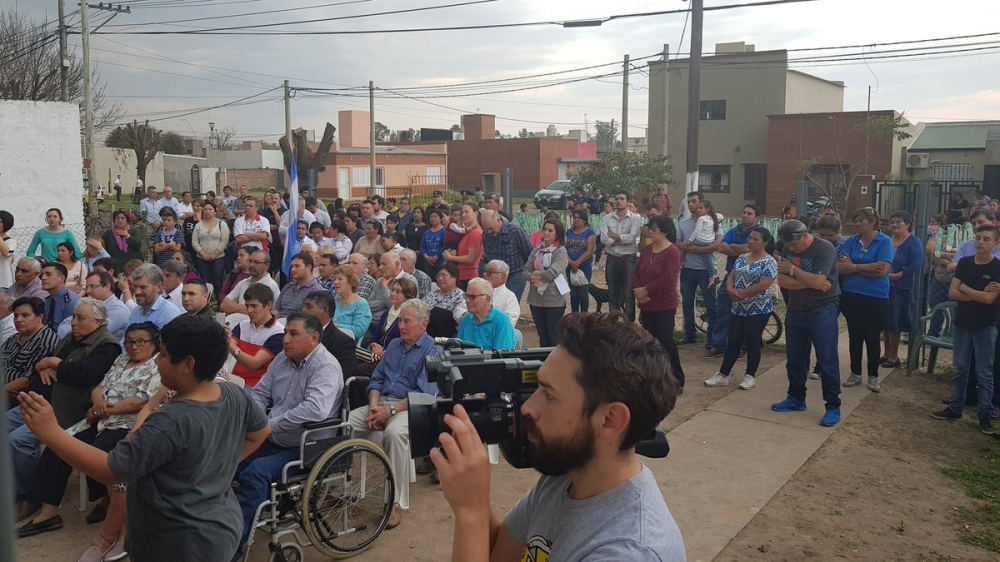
621, 54, 629, 155
284, 80, 291, 190
685, 0, 704, 195
58, 0, 68, 102
369, 80, 376, 197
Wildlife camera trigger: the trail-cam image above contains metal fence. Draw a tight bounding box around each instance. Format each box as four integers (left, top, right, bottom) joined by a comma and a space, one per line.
875, 180, 984, 221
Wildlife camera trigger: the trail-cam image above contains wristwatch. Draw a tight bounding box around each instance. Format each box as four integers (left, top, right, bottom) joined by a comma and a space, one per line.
232, 348, 241, 357
390, 405, 398, 416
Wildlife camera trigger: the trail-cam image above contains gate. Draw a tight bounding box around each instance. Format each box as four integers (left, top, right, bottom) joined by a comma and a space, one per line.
875, 180, 983, 221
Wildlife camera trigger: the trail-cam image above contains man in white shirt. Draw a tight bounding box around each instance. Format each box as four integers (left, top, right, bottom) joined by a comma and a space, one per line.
306, 198, 331, 230
483, 259, 520, 327
176, 191, 195, 220
371, 195, 390, 226
278, 206, 317, 244
156, 186, 180, 214
599, 191, 643, 322
160, 260, 187, 305
233, 196, 271, 252
220, 250, 281, 315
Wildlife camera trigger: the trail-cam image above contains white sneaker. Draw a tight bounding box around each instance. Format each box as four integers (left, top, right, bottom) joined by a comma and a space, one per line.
738, 374, 756, 390
704, 373, 730, 387
808, 371, 821, 380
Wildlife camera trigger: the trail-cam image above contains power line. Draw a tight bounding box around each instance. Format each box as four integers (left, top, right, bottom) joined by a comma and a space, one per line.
104, 0, 375, 28
94, 0, 818, 35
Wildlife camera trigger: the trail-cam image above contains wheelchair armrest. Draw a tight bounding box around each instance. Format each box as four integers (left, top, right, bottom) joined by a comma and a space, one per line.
303, 417, 343, 431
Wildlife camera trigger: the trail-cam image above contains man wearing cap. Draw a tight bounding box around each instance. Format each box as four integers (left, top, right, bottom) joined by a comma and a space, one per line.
427, 191, 450, 214
771, 219, 843, 427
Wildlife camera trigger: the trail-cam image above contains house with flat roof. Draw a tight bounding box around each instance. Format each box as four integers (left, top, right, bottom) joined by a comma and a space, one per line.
904, 121, 1000, 194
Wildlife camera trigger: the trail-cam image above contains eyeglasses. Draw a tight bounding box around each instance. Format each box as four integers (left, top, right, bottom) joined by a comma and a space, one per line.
125, 339, 153, 347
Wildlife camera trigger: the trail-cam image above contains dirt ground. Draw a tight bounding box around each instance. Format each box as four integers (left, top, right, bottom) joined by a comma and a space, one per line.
19, 265, 1000, 562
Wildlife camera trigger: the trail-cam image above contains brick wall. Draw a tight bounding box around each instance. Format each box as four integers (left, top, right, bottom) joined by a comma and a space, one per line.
218, 169, 283, 191
767, 111, 895, 217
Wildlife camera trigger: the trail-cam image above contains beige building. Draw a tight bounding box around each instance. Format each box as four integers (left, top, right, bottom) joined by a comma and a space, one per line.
903, 121, 1000, 187
647, 43, 845, 215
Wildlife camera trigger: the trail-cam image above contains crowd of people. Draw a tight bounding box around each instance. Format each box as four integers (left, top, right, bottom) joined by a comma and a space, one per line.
3, 180, 998, 561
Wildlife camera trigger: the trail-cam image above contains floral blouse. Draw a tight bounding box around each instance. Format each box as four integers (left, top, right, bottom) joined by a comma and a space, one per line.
68, 354, 161, 434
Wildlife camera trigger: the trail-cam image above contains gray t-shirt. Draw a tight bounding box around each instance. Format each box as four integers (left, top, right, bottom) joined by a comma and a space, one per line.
108, 382, 268, 562
781, 236, 841, 311
505, 466, 686, 562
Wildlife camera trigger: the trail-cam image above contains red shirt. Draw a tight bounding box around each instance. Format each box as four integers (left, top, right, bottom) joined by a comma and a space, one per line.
632, 243, 681, 312
457, 224, 484, 281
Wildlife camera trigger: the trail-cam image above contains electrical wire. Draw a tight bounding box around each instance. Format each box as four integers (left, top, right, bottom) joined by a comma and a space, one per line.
103, 0, 375, 28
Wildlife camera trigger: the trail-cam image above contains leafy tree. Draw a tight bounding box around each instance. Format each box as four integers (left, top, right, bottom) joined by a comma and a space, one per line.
105, 121, 163, 184
0, 7, 123, 133
495, 129, 512, 139
374, 121, 392, 142
570, 152, 675, 197
161, 131, 187, 155
450, 124, 463, 132
517, 128, 532, 139
593, 120, 619, 153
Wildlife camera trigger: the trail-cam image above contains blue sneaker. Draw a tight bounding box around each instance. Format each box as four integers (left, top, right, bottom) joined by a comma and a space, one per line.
771, 397, 806, 412
820, 409, 841, 427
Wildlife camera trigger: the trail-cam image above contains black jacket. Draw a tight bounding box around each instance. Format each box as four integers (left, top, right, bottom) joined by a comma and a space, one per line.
322, 323, 357, 381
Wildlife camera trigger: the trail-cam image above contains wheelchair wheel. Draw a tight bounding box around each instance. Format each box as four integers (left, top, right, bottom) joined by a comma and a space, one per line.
269, 543, 304, 562
301, 439, 395, 559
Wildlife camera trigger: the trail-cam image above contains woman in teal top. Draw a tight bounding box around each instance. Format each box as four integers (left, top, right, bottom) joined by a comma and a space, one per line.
331, 265, 373, 340
27, 208, 80, 263
838, 206, 893, 392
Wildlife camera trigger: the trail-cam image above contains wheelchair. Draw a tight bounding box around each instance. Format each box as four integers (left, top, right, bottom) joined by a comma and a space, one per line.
242, 379, 396, 561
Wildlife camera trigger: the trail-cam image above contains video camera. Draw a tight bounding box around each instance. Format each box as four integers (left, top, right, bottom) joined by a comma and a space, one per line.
408, 340, 670, 469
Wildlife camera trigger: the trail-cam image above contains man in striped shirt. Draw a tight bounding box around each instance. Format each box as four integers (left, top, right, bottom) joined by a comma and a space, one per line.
2, 297, 59, 389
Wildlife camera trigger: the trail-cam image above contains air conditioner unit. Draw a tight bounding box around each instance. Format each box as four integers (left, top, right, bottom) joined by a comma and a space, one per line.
906, 153, 930, 169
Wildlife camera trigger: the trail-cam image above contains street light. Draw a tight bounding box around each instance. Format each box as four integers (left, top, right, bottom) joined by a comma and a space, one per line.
208, 121, 216, 150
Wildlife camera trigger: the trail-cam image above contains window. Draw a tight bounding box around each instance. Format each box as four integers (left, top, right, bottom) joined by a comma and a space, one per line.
744, 164, 766, 200
700, 100, 726, 121
375, 167, 385, 188
426, 166, 442, 183
806, 164, 848, 197
699, 165, 731, 193
352, 167, 370, 187
932, 163, 973, 182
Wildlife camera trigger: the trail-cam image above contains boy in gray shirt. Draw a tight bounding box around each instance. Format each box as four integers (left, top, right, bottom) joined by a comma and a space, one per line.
17, 315, 270, 562
430, 313, 686, 562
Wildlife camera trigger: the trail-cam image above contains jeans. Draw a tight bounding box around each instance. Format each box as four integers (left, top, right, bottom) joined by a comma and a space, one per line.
236, 442, 302, 548
927, 277, 951, 337
680, 268, 716, 343
196, 257, 227, 299
569, 284, 590, 313
949, 325, 997, 421
531, 305, 565, 347
505, 273, 527, 303
785, 303, 842, 410
640, 309, 685, 388
720, 313, 768, 378
840, 292, 889, 379
710, 274, 732, 351
6, 407, 41, 500
605, 254, 636, 321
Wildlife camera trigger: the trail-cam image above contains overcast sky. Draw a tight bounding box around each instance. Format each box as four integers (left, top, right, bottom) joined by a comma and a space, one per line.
13, 0, 1000, 143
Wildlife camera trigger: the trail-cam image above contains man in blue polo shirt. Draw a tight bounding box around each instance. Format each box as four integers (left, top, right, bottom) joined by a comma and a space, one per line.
707, 204, 760, 357
457, 278, 516, 351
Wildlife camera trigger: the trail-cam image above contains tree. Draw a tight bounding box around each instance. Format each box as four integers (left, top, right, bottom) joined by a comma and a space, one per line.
495, 129, 512, 139
593, 120, 619, 153
374, 121, 392, 142
517, 128, 532, 139
161, 132, 187, 155
105, 121, 163, 184
570, 152, 675, 197
798, 112, 912, 218
213, 127, 238, 149
450, 124, 463, 132
279, 124, 336, 192
0, 7, 123, 133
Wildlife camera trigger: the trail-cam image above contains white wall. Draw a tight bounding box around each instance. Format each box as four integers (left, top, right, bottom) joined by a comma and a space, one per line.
0, 100, 85, 257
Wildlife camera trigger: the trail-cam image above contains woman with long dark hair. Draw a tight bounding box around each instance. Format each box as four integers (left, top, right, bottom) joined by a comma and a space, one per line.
191, 201, 230, 298
27, 208, 80, 264
633, 215, 685, 390
56, 242, 87, 295
103, 210, 143, 271
525, 218, 568, 347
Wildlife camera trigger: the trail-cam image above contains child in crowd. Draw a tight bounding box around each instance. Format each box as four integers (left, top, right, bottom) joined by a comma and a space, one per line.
443, 204, 466, 253
380, 232, 404, 255
16, 315, 270, 562
152, 209, 185, 266
689, 199, 721, 247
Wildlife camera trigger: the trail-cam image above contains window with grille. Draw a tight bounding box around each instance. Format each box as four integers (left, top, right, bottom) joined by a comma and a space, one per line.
698, 165, 731, 193
744, 164, 766, 200
700, 100, 726, 121
932, 163, 973, 182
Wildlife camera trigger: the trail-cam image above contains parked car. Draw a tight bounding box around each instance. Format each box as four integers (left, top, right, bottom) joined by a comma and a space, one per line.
533, 180, 573, 209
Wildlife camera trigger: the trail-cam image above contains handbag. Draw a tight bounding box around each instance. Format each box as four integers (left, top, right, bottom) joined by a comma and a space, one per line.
569, 269, 588, 287
355, 346, 382, 364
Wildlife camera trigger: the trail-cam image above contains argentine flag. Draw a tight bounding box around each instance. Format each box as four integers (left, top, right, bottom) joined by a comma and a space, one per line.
282, 155, 299, 277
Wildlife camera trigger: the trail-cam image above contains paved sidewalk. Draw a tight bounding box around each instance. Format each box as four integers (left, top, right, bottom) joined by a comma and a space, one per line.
645, 336, 895, 562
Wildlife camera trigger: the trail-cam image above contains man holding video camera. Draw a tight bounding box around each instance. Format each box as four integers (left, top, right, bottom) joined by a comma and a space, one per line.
431, 312, 686, 561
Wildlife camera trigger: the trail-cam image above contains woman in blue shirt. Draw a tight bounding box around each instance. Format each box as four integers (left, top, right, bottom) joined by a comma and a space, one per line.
565, 209, 596, 313
882, 210, 924, 368
838, 207, 893, 392
419, 209, 446, 277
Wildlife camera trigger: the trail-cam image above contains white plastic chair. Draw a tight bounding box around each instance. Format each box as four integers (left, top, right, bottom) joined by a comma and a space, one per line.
513, 329, 524, 350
